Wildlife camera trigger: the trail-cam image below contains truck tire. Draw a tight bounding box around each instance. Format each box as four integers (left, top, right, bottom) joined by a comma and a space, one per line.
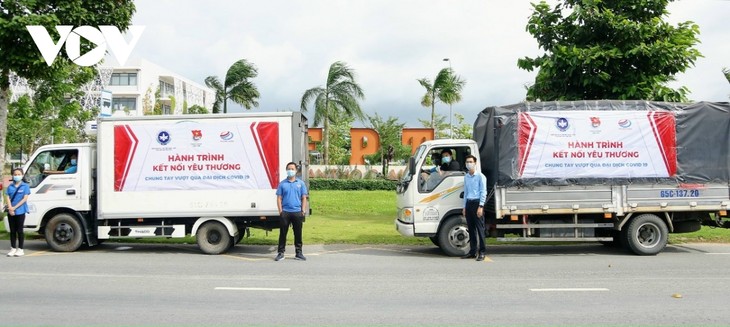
45, 213, 84, 252
437, 216, 470, 257
624, 214, 668, 255
429, 236, 441, 248
197, 221, 232, 255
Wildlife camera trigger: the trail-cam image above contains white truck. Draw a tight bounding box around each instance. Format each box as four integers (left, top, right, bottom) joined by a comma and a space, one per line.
396, 101, 730, 256
7, 112, 309, 254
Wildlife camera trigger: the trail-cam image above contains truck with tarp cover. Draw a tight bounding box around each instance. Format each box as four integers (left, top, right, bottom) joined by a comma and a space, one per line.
395, 101, 730, 255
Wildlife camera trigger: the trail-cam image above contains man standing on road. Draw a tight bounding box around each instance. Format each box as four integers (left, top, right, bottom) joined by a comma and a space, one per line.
461, 154, 487, 261
275, 162, 309, 261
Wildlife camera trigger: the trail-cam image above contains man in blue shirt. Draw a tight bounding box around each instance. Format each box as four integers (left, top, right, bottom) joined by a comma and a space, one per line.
45, 154, 77, 174
275, 162, 309, 261
461, 154, 487, 261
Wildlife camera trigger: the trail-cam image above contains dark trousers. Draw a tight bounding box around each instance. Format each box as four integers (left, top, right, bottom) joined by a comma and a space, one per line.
278, 211, 304, 254
8, 214, 25, 249
465, 200, 487, 255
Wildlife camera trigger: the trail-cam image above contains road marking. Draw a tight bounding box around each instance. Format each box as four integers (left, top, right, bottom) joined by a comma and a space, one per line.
215, 287, 290, 291
705, 253, 730, 255
220, 254, 268, 262
530, 288, 609, 292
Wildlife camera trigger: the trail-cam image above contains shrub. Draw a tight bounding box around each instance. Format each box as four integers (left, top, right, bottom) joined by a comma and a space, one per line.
309, 178, 397, 191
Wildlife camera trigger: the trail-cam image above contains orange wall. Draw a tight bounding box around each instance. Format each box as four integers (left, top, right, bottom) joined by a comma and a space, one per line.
308, 127, 434, 163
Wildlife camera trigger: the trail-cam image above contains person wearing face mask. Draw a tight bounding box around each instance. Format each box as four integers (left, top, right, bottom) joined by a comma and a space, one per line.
45, 154, 78, 174
461, 155, 487, 261
421, 149, 462, 191
431, 149, 461, 173
5, 168, 31, 257
274, 162, 309, 261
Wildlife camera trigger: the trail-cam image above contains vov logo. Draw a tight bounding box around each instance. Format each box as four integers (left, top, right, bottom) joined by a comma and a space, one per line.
26, 25, 145, 66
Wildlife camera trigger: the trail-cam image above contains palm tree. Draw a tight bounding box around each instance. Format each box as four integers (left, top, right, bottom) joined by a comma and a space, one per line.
418, 68, 465, 129
205, 59, 260, 114
300, 61, 365, 165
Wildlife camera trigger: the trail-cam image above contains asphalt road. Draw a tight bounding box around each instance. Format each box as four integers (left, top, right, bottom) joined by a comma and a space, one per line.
1, 240, 729, 326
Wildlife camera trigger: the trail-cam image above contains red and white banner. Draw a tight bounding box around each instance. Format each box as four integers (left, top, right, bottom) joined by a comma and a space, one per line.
518, 111, 676, 178
114, 120, 279, 191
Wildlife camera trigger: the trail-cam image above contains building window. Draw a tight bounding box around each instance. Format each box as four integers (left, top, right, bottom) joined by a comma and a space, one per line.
160, 80, 175, 97
162, 104, 172, 115
109, 73, 138, 86
113, 98, 137, 112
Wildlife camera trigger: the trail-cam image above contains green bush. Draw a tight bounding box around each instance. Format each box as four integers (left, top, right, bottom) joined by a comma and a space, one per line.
309, 178, 397, 191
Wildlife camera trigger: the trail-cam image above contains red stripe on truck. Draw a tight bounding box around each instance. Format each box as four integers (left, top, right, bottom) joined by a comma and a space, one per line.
251, 122, 279, 189
114, 125, 139, 191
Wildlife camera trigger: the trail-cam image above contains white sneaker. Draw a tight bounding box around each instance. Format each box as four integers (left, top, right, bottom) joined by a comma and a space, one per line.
14, 249, 24, 257
7, 248, 16, 257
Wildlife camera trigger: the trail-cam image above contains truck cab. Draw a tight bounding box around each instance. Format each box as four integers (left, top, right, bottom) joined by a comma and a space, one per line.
9, 144, 96, 250
395, 139, 478, 256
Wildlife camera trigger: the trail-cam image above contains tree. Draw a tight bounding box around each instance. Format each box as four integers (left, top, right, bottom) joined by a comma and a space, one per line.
300, 61, 365, 165
8, 65, 98, 158
205, 59, 260, 114
418, 114, 449, 139
517, 0, 701, 102
316, 110, 354, 166
0, 0, 136, 175
187, 105, 209, 114
452, 113, 473, 140
364, 113, 411, 169
418, 68, 465, 129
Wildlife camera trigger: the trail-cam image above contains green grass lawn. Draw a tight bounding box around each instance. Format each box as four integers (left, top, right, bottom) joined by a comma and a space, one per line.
1, 190, 729, 245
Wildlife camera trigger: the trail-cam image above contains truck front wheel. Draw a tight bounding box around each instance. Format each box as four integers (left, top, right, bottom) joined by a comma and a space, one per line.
197, 221, 232, 255
437, 216, 470, 257
45, 213, 84, 252
624, 214, 668, 255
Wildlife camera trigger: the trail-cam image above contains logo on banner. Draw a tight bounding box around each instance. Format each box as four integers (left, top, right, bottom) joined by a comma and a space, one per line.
590, 117, 601, 128
556, 118, 569, 132
157, 131, 171, 145
618, 119, 632, 128
220, 131, 234, 141
191, 130, 202, 141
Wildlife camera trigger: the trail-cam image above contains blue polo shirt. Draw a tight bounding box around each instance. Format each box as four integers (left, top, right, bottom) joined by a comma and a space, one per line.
65, 164, 77, 173
276, 178, 308, 212
6, 182, 31, 215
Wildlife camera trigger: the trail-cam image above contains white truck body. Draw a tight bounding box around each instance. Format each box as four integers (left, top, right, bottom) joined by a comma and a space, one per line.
10, 112, 308, 254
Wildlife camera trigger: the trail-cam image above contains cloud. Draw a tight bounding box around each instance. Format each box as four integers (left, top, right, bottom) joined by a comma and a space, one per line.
130, 0, 730, 126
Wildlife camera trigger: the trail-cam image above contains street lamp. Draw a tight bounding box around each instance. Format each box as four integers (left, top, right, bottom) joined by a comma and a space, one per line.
443, 58, 453, 138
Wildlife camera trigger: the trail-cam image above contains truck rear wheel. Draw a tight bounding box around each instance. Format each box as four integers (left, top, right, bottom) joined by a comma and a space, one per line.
624, 214, 668, 255
197, 221, 232, 255
437, 216, 470, 257
45, 213, 84, 252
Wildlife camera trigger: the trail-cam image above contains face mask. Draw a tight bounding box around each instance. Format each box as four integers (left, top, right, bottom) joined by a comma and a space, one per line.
442, 156, 451, 164
466, 163, 476, 171
12, 176, 22, 183
286, 169, 296, 177
71, 159, 77, 165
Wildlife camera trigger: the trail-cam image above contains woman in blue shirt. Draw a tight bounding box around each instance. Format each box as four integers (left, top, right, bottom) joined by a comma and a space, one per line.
6, 168, 31, 257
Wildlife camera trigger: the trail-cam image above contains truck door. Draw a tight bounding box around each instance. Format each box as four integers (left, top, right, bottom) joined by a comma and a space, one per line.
413, 146, 469, 234
23, 149, 83, 229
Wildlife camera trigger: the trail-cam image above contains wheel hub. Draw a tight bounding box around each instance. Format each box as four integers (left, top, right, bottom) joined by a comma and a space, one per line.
448, 226, 470, 248
54, 223, 74, 243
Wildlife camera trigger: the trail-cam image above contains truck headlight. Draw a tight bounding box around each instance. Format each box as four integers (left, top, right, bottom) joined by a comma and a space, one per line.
399, 207, 414, 223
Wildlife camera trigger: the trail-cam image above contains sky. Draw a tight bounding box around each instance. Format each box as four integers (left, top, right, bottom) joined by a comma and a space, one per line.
128, 0, 730, 127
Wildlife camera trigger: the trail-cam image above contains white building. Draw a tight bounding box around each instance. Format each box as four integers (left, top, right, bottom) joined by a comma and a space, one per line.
99, 58, 215, 115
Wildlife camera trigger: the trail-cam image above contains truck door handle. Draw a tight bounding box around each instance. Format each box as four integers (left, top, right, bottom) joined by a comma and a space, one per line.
460, 192, 464, 198
66, 189, 76, 195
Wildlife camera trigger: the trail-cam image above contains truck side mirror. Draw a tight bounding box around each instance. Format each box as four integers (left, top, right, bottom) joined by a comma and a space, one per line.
408, 157, 416, 176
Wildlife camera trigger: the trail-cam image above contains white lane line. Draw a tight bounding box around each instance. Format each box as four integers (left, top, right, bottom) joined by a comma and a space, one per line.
214, 287, 291, 291
530, 288, 609, 292
705, 253, 730, 255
